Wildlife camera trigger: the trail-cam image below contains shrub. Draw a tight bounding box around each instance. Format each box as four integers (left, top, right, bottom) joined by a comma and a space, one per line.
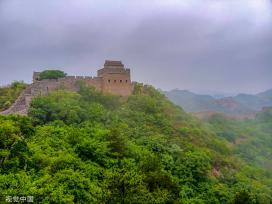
39, 70, 67, 80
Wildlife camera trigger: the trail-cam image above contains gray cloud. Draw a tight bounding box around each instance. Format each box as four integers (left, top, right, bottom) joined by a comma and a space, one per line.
0, 0, 271, 94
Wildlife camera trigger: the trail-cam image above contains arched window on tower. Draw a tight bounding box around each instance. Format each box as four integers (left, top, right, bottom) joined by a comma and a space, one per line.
120, 80, 122, 83
108, 79, 111, 83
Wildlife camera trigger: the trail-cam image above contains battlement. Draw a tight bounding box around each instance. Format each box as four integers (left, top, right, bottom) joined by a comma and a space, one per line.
1, 60, 133, 116
104, 60, 124, 68
97, 60, 130, 77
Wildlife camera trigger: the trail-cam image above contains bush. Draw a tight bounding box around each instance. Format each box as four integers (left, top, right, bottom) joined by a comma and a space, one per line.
39, 70, 67, 80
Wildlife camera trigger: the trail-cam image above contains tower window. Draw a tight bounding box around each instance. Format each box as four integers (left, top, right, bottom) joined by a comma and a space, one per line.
126, 80, 128, 83
114, 80, 116, 83
108, 79, 110, 83
120, 80, 122, 83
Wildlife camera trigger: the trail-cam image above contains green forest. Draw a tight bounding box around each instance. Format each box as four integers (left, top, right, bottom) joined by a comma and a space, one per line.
0, 83, 271, 203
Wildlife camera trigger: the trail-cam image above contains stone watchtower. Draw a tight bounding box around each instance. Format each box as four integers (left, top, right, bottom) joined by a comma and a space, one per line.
98, 60, 133, 96
33, 72, 41, 82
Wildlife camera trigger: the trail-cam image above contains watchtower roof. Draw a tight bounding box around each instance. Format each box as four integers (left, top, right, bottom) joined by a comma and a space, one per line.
104, 60, 124, 68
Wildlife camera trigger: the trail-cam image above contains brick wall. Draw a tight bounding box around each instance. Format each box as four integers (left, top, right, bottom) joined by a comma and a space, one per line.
0, 60, 134, 115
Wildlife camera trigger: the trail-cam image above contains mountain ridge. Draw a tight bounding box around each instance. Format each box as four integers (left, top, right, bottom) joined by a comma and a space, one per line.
164, 89, 272, 115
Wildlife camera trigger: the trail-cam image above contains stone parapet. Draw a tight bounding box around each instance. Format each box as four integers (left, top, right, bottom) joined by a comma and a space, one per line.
0, 60, 133, 115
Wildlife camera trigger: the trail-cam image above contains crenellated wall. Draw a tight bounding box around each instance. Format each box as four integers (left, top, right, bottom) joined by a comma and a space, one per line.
31, 76, 104, 95
0, 60, 134, 115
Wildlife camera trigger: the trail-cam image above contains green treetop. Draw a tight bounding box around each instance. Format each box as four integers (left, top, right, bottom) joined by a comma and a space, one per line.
38, 70, 67, 80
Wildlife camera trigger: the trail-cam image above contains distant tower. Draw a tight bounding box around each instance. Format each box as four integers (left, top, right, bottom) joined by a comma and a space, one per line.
97, 60, 133, 96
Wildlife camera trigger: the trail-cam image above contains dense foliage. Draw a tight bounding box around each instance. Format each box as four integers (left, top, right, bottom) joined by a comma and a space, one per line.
38, 70, 67, 80
204, 110, 272, 173
0, 81, 27, 111
0, 83, 271, 203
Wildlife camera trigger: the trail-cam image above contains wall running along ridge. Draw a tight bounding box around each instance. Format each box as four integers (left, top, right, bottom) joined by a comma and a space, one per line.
0, 60, 134, 115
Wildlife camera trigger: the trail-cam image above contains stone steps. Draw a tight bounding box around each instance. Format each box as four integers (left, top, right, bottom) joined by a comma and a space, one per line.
0, 85, 33, 116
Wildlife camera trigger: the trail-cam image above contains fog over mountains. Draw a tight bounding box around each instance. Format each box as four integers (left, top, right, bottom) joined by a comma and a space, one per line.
165, 89, 272, 115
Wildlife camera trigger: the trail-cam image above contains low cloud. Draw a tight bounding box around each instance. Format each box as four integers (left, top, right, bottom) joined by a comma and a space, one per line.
0, 0, 271, 94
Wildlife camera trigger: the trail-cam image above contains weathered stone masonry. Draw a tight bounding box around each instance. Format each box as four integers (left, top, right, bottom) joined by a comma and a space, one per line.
0, 60, 134, 115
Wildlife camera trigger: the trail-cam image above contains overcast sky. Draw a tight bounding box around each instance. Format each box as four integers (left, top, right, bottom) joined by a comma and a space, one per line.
0, 0, 271, 94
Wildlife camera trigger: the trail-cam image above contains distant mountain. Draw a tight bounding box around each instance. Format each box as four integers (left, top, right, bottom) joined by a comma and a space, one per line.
231, 89, 272, 111
257, 89, 272, 102
212, 97, 253, 114
164, 90, 214, 112
164, 89, 272, 115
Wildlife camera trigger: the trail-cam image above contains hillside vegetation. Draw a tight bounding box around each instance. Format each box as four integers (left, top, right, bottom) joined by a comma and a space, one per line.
0, 83, 271, 203
204, 109, 272, 172
0, 81, 27, 111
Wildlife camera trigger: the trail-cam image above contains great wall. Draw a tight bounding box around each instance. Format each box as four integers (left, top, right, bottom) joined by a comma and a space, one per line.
0, 60, 134, 115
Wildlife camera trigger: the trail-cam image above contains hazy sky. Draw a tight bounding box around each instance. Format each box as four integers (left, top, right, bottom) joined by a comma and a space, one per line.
0, 0, 271, 94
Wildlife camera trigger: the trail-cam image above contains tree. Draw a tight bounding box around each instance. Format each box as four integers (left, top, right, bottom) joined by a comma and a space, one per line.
107, 126, 128, 159
38, 70, 67, 80
234, 190, 255, 204
0, 116, 33, 171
